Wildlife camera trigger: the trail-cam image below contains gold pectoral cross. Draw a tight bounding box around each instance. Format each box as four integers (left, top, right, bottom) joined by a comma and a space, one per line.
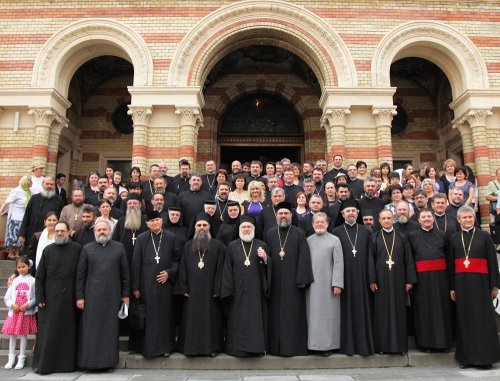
386, 258, 394, 270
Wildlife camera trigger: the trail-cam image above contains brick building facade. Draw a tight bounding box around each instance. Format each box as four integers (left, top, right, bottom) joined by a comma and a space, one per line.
0, 0, 498, 224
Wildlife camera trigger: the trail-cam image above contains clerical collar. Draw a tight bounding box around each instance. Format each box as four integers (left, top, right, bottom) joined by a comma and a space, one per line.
382, 227, 394, 233
345, 221, 356, 227
363, 193, 374, 199
435, 212, 445, 217
421, 226, 433, 232
151, 229, 162, 236
462, 226, 474, 233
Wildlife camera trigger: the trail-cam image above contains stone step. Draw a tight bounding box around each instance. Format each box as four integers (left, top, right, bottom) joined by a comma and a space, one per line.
0, 349, 456, 370
0, 267, 16, 277
0, 335, 130, 351
0, 259, 16, 269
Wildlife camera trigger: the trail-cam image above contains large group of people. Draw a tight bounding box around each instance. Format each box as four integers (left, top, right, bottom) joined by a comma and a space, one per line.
1, 156, 500, 374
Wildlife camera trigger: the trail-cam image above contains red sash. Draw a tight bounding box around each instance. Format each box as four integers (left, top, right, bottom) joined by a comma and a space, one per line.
415, 259, 446, 272
454, 258, 489, 274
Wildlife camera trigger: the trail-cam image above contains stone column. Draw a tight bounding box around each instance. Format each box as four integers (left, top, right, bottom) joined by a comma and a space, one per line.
128, 106, 153, 172
175, 107, 203, 166
28, 108, 66, 177
452, 120, 475, 168
463, 109, 492, 225
321, 108, 350, 163
372, 107, 397, 167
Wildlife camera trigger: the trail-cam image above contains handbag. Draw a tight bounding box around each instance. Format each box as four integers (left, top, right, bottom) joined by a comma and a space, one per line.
128, 298, 146, 331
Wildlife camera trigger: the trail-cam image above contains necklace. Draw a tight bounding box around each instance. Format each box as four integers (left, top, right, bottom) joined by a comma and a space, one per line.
314, 182, 324, 195
241, 239, 254, 267
198, 250, 206, 269
216, 197, 228, 221
434, 214, 447, 232
131, 230, 137, 246
206, 173, 215, 190
72, 204, 81, 221
381, 230, 396, 270
461, 228, 475, 268
150, 231, 163, 264
277, 226, 291, 260
343, 223, 359, 257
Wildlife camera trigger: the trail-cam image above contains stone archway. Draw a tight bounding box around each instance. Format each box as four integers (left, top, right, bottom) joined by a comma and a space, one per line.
371, 20, 489, 97
32, 18, 153, 97
168, 0, 357, 89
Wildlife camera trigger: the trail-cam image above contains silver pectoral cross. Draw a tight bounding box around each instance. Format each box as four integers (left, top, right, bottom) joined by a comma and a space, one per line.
352, 248, 357, 257
132, 233, 136, 246
154, 254, 160, 264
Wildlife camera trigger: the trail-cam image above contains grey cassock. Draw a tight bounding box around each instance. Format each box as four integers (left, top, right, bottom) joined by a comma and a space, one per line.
306, 232, 344, 351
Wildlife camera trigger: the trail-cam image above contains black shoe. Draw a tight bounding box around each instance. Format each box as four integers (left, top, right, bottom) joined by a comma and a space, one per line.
322, 350, 334, 357
442, 348, 450, 353
479, 364, 493, 370
210, 352, 219, 358
460, 363, 469, 369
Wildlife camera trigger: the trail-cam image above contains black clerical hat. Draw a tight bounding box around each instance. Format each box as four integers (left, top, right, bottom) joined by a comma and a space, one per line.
167, 206, 181, 212
238, 214, 255, 226
204, 199, 216, 205
227, 200, 240, 207
126, 193, 142, 202
362, 209, 374, 217
276, 201, 293, 212
195, 212, 211, 223
146, 210, 162, 221
341, 199, 359, 211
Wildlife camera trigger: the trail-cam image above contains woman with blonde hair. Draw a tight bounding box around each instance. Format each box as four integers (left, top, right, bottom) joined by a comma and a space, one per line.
440, 159, 456, 194
242, 180, 266, 223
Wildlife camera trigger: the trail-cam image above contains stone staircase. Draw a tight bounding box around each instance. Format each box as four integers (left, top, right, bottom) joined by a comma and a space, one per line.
0, 258, 461, 370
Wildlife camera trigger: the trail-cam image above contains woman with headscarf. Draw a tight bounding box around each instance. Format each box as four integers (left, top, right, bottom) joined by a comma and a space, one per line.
164, 206, 188, 246
0, 176, 32, 259
216, 201, 241, 246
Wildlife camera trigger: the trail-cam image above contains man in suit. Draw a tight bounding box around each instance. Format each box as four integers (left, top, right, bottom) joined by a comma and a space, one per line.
56, 173, 67, 205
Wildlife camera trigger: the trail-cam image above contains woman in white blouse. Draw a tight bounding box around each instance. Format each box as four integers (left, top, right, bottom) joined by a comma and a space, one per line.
0, 176, 31, 259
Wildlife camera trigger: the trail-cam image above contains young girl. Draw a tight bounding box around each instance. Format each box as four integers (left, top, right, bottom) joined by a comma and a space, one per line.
2, 256, 37, 369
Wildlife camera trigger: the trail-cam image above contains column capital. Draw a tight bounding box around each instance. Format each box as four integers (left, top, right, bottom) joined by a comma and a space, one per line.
29, 108, 65, 127
127, 106, 153, 126
175, 106, 203, 127
372, 106, 397, 127
461, 109, 492, 128
321, 107, 351, 128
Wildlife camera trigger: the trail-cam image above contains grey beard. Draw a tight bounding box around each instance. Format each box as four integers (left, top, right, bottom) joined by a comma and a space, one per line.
193, 230, 211, 253
154, 204, 164, 212
239, 231, 255, 243
95, 234, 110, 245
217, 194, 228, 201
41, 189, 56, 199
314, 228, 327, 235
345, 216, 357, 225
124, 208, 142, 230
279, 219, 291, 228
397, 215, 409, 224
54, 236, 69, 245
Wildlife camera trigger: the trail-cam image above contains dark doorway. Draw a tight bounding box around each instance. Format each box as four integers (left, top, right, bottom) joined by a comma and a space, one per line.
219, 146, 301, 170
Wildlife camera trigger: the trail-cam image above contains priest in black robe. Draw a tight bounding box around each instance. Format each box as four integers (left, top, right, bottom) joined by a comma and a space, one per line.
407, 208, 452, 351
370, 209, 417, 354
33, 222, 81, 374
394, 201, 420, 236
178, 173, 211, 228
222, 215, 271, 357
431, 193, 459, 238
216, 201, 240, 246
263, 202, 313, 356
131, 211, 180, 358
112, 193, 148, 268
174, 212, 226, 356
332, 199, 375, 356
76, 219, 130, 370
72, 205, 97, 247
449, 205, 500, 368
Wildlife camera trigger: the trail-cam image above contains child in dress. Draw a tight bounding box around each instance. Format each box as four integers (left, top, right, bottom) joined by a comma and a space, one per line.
2, 256, 37, 369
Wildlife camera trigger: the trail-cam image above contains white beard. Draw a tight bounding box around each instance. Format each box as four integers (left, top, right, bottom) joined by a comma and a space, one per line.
95, 234, 110, 245
314, 228, 327, 235
124, 208, 142, 230
41, 189, 56, 199
239, 231, 255, 243
397, 215, 408, 224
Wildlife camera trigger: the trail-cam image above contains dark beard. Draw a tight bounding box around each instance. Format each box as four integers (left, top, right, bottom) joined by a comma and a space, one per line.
193, 230, 211, 253
124, 208, 142, 230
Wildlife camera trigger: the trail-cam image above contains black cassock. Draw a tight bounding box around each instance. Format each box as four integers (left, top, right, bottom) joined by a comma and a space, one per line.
221, 239, 271, 356
131, 229, 180, 358
32, 241, 81, 374
407, 228, 452, 350
264, 225, 313, 356
216, 218, 239, 246
371, 229, 417, 353
179, 189, 212, 228
73, 226, 95, 247
174, 239, 226, 355
332, 223, 375, 356
448, 228, 500, 366
112, 215, 148, 269
76, 241, 130, 369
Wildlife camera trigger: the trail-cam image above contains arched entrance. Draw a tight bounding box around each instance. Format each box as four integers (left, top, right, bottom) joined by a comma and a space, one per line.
200, 45, 323, 167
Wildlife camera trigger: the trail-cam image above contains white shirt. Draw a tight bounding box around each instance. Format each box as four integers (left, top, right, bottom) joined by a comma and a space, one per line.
5, 186, 28, 221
